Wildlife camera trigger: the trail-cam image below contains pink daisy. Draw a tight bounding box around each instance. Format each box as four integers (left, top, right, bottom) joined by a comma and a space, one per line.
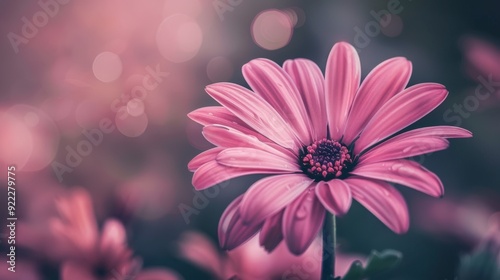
188, 42, 472, 256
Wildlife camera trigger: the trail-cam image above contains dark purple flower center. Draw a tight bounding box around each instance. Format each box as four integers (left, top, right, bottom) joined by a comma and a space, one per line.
299, 139, 353, 181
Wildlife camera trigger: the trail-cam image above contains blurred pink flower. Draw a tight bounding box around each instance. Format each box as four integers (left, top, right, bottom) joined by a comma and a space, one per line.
455, 205, 500, 280
179, 231, 364, 280
51, 188, 181, 280
15, 175, 67, 261
462, 37, 500, 103
415, 195, 500, 247
188, 42, 472, 254
50, 188, 136, 280
463, 37, 500, 81
462, 37, 500, 114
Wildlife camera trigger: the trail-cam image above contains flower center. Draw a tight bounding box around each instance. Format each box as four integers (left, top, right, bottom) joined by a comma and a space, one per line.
298, 139, 353, 181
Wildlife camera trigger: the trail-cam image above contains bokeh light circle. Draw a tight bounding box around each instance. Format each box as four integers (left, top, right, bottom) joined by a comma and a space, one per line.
115, 112, 148, 137
381, 14, 404, 37
206, 56, 233, 82
1, 105, 60, 171
0, 111, 33, 170
284, 7, 306, 28
127, 98, 145, 117
92, 51, 123, 82
251, 9, 294, 50
24, 112, 40, 127
156, 14, 203, 63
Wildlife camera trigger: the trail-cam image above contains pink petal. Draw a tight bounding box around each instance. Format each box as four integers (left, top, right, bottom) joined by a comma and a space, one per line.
219, 195, 262, 250
71, 190, 99, 239
383, 125, 473, 140
188, 106, 269, 142
283, 188, 326, 255
325, 42, 361, 140
315, 179, 352, 216
52, 189, 98, 253
192, 161, 289, 190
243, 59, 312, 144
283, 58, 328, 139
359, 137, 449, 164
188, 147, 223, 172
202, 125, 296, 161
352, 159, 444, 197
216, 148, 299, 172
239, 174, 313, 226
354, 83, 448, 154
259, 211, 284, 252
179, 232, 225, 278
99, 219, 127, 254
345, 177, 409, 233
359, 125, 472, 164
343, 57, 412, 145
206, 83, 299, 150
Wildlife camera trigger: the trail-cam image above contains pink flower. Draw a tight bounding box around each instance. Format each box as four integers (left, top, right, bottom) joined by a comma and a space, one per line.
463, 37, 500, 82
51, 188, 180, 280
50, 188, 136, 280
414, 195, 500, 247
463, 37, 500, 101
188, 42, 472, 255
179, 231, 364, 279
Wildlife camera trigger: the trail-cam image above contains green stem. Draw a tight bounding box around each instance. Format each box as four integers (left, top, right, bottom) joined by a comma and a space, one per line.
321, 212, 336, 280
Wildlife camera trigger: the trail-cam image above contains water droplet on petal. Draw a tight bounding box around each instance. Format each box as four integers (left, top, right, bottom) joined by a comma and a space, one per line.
390, 163, 417, 177
295, 204, 309, 220
382, 189, 391, 196
402, 146, 411, 153
390, 163, 403, 172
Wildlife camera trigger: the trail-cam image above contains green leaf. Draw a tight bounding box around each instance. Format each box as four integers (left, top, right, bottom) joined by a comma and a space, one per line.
341, 260, 365, 280
341, 249, 402, 280
364, 249, 402, 276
